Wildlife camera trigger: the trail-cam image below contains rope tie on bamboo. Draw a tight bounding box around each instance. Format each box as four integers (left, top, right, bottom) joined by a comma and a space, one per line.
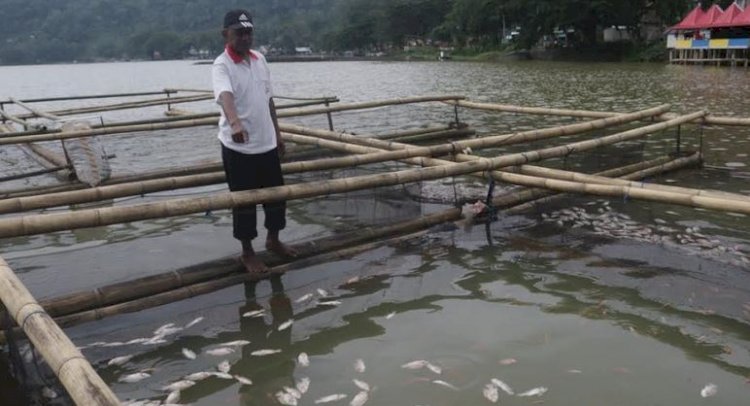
92, 287, 104, 304
173, 270, 184, 287
14, 302, 41, 324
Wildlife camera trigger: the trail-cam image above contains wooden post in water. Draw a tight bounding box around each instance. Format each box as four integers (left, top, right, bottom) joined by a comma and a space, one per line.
0, 256, 120, 405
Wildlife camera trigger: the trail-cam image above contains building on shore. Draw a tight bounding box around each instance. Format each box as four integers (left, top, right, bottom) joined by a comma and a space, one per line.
666, 2, 750, 67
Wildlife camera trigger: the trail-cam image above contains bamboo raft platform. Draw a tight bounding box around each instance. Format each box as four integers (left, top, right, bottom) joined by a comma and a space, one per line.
1, 89, 749, 404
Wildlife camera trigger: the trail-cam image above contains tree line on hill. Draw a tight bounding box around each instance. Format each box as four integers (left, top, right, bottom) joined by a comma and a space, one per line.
0, 0, 733, 65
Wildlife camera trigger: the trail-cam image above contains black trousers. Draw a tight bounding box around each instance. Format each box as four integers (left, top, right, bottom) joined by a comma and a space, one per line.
221, 145, 286, 240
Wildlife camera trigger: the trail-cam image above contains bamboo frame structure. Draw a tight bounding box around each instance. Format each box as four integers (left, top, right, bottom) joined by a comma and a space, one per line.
0, 110, 706, 239
8, 97, 63, 121
0, 256, 120, 405
448, 99, 750, 127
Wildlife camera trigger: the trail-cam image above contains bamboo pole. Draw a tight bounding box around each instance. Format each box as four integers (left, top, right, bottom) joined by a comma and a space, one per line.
1, 90, 174, 104
449, 99, 750, 127
0, 111, 706, 239
0, 117, 218, 145
0, 108, 44, 129
41, 209, 460, 323
9, 97, 63, 121
0, 256, 120, 405
276, 95, 466, 118
502, 153, 701, 214
14, 94, 214, 120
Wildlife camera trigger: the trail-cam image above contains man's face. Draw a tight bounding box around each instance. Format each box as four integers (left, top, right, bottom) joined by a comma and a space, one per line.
225, 27, 254, 54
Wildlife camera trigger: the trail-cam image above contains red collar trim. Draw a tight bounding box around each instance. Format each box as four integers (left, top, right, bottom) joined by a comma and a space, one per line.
226, 45, 259, 63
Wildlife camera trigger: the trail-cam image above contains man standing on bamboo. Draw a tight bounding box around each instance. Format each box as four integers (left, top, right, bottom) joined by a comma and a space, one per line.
212, 9, 296, 273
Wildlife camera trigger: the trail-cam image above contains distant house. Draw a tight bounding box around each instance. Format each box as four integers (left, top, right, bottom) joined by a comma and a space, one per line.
295, 47, 313, 55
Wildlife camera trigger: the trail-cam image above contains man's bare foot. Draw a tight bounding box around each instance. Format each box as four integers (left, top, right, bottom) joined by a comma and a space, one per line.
240, 254, 269, 274
266, 239, 299, 258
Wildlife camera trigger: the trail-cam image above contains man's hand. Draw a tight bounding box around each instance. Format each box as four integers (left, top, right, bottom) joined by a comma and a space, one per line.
231, 121, 247, 143
277, 138, 286, 158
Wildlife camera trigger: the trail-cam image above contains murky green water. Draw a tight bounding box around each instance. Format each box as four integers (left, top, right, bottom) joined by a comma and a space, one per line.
0, 60, 749, 405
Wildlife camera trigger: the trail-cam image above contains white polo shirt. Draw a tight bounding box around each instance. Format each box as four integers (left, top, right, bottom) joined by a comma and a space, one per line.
212, 48, 277, 155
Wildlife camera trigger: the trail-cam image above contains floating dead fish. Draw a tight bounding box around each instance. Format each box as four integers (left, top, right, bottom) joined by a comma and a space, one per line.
206, 347, 235, 356
483, 383, 499, 403
118, 372, 151, 383
184, 316, 204, 329
401, 360, 428, 370
517, 386, 547, 397
181, 348, 196, 360
284, 386, 303, 399
162, 380, 195, 392
211, 372, 234, 380
251, 349, 282, 356
278, 320, 294, 331
314, 394, 347, 404
491, 378, 514, 395
276, 390, 299, 406
700, 383, 718, 398
354, 358, 366, 373
385, 312, 396, 320
184, 371, 212, 381
298, 352, 310, 367
350, 391, 369, 406
165, 390, 180, 404
295, 293, 314, 303
498, 358, 517, 365
242, 309, 265, 318
218, 360, 231, 373
42, 387, 58, 399
344, 276, 361, 285
318, 300, 343, 306
107, 355, 134, 366
234, 375, 253, 385
432, 380, 459, 390
126, 338, 150, 345
154, 323, 176, 336
142, 337, 168, 346
296, 377, 310, 394
426, 362, 442, 375
353, 379, 370, 392
219, 340, 251, 347
102, 341, 126, 348
567, 369, 583, 374
317, 288, 330, 297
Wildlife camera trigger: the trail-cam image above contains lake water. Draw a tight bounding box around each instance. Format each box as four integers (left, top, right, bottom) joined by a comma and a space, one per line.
0, 59, 749, 405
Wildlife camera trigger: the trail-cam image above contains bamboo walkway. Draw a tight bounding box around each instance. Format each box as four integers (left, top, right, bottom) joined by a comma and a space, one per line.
2, 90, 750, 404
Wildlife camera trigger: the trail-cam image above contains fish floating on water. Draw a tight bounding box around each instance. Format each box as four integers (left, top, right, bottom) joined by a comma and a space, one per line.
700, 383, 718, 398
242, 309, 265, 318
314, 394, 347, 404
317, 288, 330, 297
181, 348, 196, 360
498, 358, 517, 365
295, 293, 314, 303
482, 383, 499, 403
219, 340, 251, 347
354, 358, 366, 373
184, 316, 204, 329
251, 349, 282, 356
184, 371, 212, 381
107, 355, 134, 366
276, 390, 299, 406
211, 371, 233, 380
318, 300, 343, 306
401, 360, 429, 370
516, 386, 547, 397
161, 380, 195, 392
490, 378, 514, 395
296, 377, 310, 394
118, 372, 150, 383
350, 391, 369, 406
432, 380, 459, 390
206, 347, 235, 356
353, 379, 370, 392
41, 387, 58, 399
278, 319, 294, 331
165, 390, 180, 404
385, 312, 396, 320
425, 362, 442, 375
234, 375, 253, 385
298, 352, 310, 367
218, 360, 231, 373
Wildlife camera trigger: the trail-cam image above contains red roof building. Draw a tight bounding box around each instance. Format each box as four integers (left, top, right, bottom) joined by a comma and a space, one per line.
713, 2, 743, 27
670, 5, 705, 30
